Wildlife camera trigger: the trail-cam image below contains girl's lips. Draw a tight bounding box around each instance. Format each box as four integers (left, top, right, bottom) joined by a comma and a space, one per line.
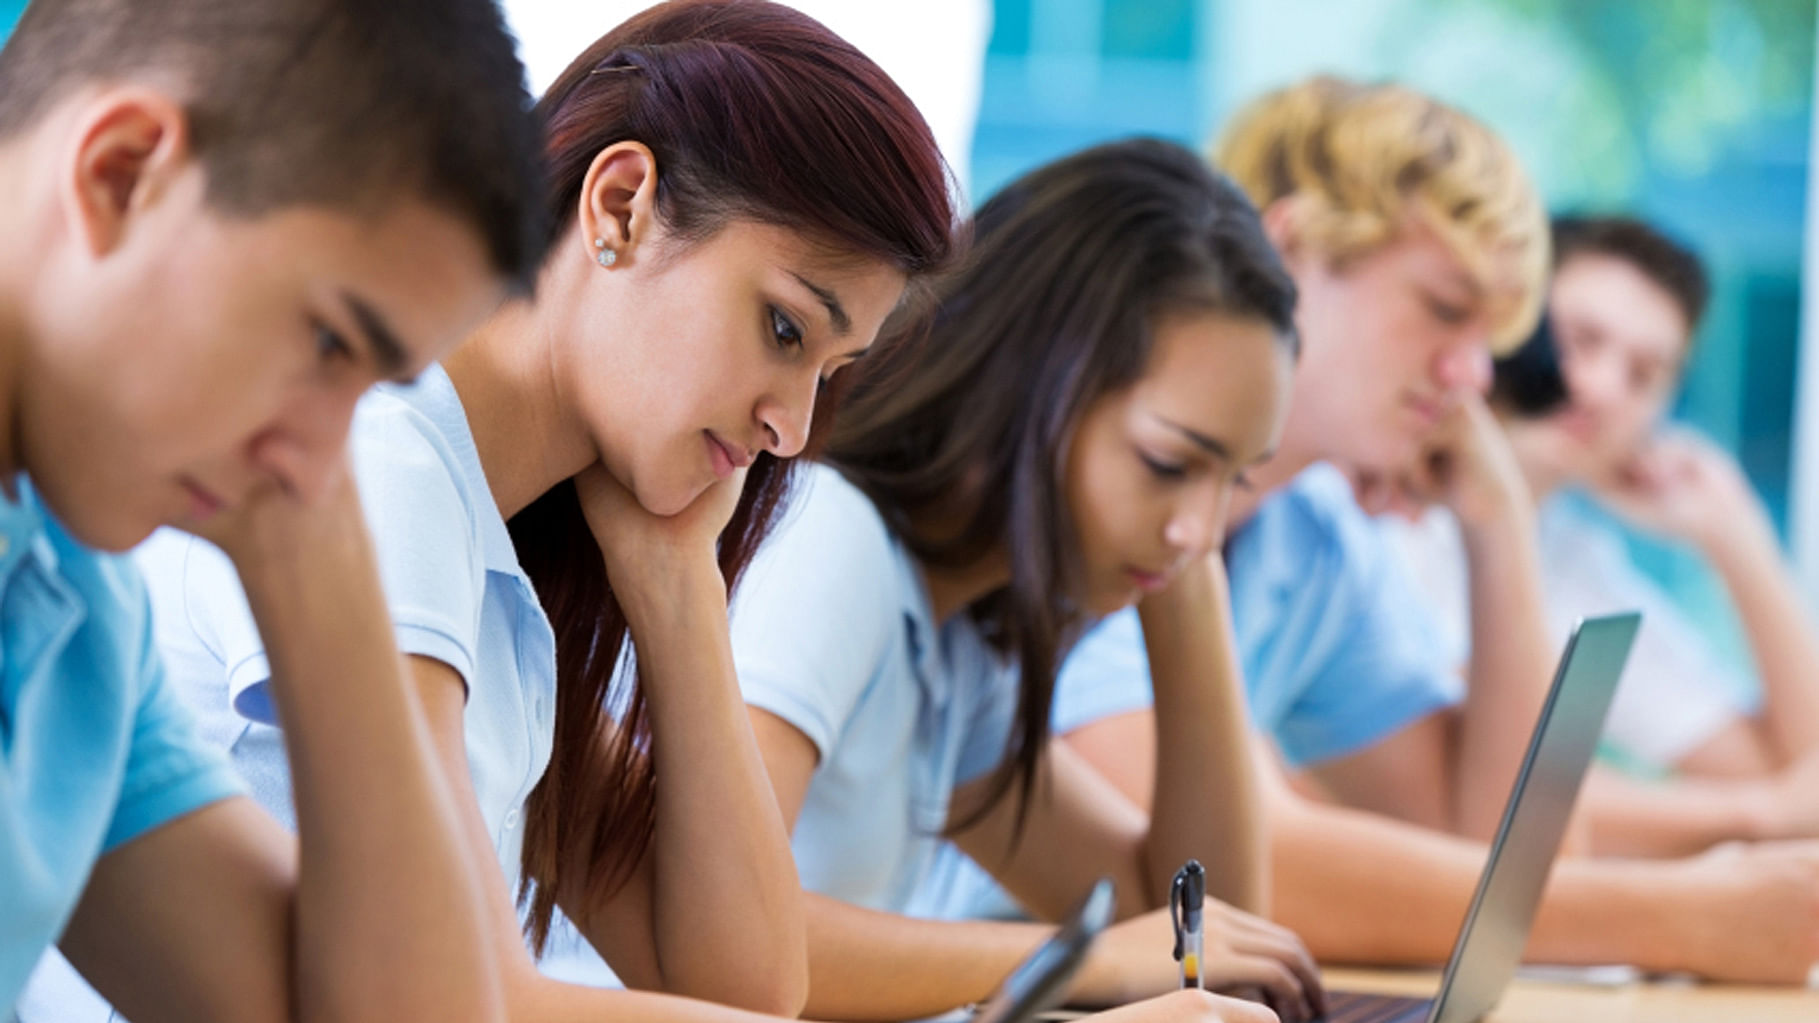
1125, 566, 1171, 593
179, 477, 225, 520
705, 431, 754, 480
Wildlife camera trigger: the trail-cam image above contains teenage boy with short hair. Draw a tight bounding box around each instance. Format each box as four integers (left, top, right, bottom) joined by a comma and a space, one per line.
1390, 215, 1819, 858
0, 0, 548, 1019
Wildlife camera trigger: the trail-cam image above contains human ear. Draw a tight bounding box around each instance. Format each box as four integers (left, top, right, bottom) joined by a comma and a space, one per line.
1260, 196, 1309, 270
63, 88, 190, 258
575, 140, 659, 269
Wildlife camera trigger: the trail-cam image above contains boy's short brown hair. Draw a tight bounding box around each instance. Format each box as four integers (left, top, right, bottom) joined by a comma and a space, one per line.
0, 0, 550, 291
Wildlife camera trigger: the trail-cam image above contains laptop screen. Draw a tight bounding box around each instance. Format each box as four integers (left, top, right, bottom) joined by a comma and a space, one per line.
1430, 612, 1641, 1023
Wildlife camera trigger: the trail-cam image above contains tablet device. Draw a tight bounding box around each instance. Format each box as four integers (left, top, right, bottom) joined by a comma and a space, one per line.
974, 877, 1117, 1023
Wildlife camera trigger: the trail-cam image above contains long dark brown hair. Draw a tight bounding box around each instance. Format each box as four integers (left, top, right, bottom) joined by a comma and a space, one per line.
507, 0, 954, 951
826, 138, 1298, 836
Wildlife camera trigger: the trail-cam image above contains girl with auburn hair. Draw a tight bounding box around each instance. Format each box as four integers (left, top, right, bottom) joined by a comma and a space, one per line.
25, 1, 955, 1020
725, 138, 1318, 1023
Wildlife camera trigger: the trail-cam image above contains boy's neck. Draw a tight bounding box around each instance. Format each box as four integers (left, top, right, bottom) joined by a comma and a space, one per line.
1232, 427, 1321, 528
0, 142, 40, 490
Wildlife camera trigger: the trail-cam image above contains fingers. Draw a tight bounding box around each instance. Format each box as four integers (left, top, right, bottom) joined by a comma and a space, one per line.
573, 460, 637, 527
1383, 474, 1430, 520
1208, 957, 1310, 1023
1212, 906, 1326, 1015
1240, 927, 1323, 1008
1089, 989, 1281, 1023
699, 464, 752, 529
1350, 469, 1390, 515
1749, 838, 1819, 862
1207, 991, 1283, 1023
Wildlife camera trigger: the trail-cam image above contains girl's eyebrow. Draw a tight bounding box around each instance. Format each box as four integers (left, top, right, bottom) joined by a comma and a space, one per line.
1152, 414, 1234, 460
789, 271, 851, 335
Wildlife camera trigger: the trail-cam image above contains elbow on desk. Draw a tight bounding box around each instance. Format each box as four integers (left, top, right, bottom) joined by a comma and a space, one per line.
297, 969, 507, 1023
658, 948, 810, 1018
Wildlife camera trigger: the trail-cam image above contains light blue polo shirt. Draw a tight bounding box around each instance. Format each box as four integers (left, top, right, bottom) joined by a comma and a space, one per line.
1052, 461, 1461, 761
21, 366, 563, 1019
919, 462, 1460, 921
0, 481, 241, 1016
729, 464, 1019, 915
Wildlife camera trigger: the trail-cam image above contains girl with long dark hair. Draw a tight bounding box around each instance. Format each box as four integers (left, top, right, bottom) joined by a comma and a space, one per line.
727, 138, 1322, 1023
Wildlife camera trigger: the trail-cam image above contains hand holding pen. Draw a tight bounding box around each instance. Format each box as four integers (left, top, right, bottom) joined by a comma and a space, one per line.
1170, 860, 1206, 990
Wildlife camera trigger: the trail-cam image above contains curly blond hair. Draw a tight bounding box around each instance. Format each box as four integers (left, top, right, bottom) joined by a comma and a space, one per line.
1213, 75, 1547, 352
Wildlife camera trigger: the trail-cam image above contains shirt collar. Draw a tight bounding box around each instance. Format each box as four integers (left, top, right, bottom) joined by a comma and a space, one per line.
0, 476, 56, 588
385, 367, 525, 582
1227, 495, 1299, 620
891, 532, 954, 713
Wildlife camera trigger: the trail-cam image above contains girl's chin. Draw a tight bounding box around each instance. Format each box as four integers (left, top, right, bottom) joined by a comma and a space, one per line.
1084, 586, 1136, 617
634, 479, 704, 518
660, 496, 703, 518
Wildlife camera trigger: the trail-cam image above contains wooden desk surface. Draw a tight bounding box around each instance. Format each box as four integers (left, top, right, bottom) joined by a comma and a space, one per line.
1323, 967, 1819, 1022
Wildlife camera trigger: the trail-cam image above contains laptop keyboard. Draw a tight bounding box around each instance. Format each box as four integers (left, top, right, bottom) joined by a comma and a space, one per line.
1316, 990, 1434, 1023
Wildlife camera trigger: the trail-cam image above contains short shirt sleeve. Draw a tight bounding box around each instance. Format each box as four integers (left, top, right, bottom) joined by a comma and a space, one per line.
1268, 482, 1462, 767
104, 568, 242, 853
186, 394, 488, 725
1051, 610, 1153, 735
730, 467, 903, 761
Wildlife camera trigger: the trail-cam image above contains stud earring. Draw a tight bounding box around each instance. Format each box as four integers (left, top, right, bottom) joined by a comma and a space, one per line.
593, 238, 617, 268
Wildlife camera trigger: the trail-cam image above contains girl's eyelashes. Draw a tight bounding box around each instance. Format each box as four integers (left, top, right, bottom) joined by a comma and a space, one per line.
313, 320, 354, 364
1235, 471, 1258, 492
1138, 450, 1188, 480
769, 305, 805, 351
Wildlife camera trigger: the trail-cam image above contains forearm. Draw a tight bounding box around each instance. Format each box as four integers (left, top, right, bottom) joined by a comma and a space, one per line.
238, 531, 502, 1023
1138, 560, 1268, 913
1707, 513, 1819, 765
1580, 766, 1772, 858
1456, 506, 1556, 839
1527, 859, 1688, 972
1272, 789, 1678, 972
504, 962, 804, 1023
801, 892, 1055, 1021
626, 566, 809, 1014
1270, 793, 1490, 965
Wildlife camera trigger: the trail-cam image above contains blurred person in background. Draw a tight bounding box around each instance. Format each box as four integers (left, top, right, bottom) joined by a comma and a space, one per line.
1388, 214, 1819, 859
935, 75, 1819, 986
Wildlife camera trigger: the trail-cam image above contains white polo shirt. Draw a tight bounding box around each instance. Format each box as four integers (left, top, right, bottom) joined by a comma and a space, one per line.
732, 463, 1019, 914
1384, 494, 1758, 772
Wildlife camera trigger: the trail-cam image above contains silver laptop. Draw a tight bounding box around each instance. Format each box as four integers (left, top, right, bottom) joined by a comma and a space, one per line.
1318, 611, 1642, 1023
